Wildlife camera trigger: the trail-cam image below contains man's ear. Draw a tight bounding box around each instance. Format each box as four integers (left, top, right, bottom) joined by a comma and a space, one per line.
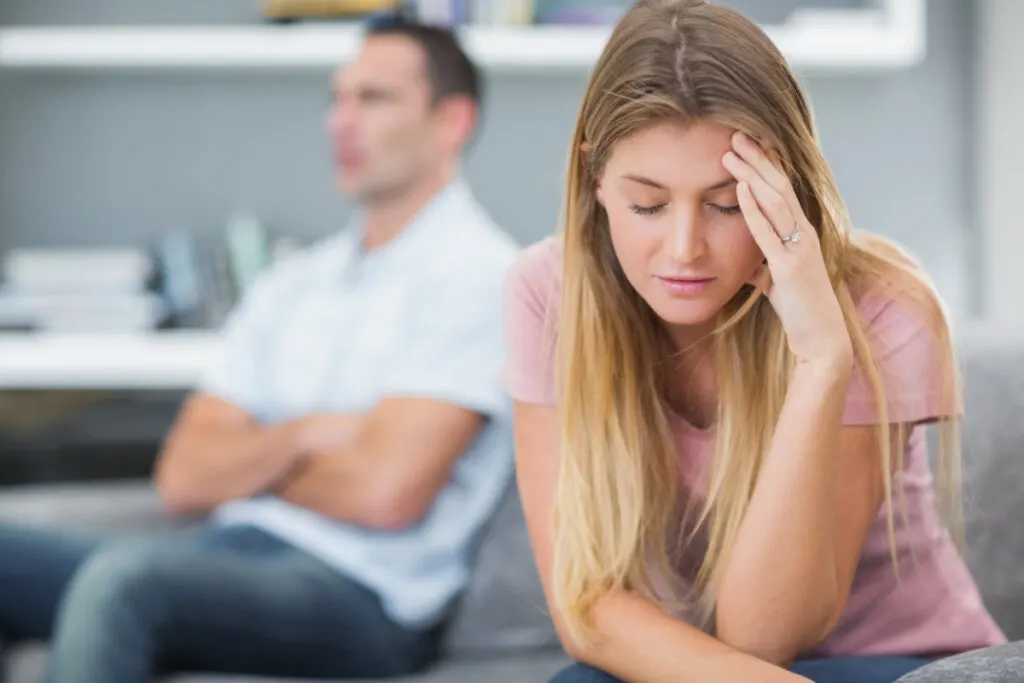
438, 95, 477, 150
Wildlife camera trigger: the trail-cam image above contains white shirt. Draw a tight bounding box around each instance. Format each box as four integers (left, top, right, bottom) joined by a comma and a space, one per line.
198, 179, 519, 628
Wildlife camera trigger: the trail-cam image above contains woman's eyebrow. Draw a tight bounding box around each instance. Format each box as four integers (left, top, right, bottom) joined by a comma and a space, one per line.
622, 173, 665, 189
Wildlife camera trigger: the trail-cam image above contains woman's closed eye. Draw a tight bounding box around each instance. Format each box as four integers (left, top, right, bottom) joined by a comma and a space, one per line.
628, 202, 741, 217
629, 203, 666, 216
710, 203, 742, 216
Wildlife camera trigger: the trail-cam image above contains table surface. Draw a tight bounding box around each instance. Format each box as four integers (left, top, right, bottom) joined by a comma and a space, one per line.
0, 331, 219, 390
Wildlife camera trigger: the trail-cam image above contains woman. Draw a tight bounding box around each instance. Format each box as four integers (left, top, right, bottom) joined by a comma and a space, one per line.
502, 1, 1008, 682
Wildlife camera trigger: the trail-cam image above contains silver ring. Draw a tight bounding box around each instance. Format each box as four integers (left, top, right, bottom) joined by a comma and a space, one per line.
780, 225, 802, 244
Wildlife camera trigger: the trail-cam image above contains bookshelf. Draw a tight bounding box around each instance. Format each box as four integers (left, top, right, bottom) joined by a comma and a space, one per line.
0, 331, 218, 390
0, 1, 927, 72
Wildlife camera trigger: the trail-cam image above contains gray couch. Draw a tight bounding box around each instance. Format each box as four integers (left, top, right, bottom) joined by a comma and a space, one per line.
2, 324, 1023, 683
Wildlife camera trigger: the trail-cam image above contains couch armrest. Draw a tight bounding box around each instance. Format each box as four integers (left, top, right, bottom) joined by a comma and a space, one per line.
0, 480, 200, 534
956, 325, 1024, 641
896, 640, 1024, 682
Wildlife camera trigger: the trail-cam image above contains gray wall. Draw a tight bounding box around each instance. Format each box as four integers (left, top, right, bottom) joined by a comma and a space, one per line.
0, 0, 975, 315
977, 0, 1024, 321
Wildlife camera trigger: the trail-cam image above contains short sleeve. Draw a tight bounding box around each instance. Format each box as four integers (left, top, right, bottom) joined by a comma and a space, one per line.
197, 266, 292, 417
379, 265, 512, 418
500, 239, 561, 405
843, 290, 956, 426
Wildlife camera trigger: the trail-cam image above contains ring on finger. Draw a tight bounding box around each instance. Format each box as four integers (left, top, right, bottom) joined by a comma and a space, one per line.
780, 224, 802, 244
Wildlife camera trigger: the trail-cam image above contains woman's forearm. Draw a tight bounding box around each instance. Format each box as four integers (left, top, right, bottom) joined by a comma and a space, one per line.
715, 354, 853, 663
572, 590, 811, 683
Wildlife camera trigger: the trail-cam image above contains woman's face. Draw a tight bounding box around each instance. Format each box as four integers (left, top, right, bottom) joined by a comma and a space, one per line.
596, 119, 766, 339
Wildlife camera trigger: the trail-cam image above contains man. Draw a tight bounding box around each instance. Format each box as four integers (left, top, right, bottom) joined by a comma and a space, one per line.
0, 16, 518, 682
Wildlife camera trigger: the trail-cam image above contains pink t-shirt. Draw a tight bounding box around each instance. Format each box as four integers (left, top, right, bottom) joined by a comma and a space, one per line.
501, 235, 1006, 658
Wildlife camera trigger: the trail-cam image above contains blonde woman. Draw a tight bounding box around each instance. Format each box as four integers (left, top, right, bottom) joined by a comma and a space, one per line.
502, 1, 1008, 682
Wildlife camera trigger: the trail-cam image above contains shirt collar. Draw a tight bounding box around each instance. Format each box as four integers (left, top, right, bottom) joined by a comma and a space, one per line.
339, 176, 473, 278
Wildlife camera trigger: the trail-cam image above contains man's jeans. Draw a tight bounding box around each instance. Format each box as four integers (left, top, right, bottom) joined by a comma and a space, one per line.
0, 522, 444, 682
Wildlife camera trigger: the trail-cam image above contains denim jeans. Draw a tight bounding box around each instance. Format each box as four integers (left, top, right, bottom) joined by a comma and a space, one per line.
0, 521, 445, 682
550, 656, 932, 683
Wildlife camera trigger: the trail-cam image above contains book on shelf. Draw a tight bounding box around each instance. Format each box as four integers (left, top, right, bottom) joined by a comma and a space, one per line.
260, 0, 401, 21
154, 212, 281, 331
258, 0, 543, 26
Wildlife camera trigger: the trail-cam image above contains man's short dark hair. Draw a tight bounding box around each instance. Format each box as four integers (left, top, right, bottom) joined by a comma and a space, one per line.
365, 13, 482, 109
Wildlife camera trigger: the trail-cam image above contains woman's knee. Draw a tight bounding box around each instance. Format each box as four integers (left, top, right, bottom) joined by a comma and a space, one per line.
549, 662, 624, 683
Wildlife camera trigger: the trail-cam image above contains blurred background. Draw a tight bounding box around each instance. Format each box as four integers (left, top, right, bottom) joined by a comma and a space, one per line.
0, 0, 1019, 487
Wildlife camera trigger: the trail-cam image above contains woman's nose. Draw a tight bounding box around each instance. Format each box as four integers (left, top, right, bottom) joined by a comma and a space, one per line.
666, 211, 706, 264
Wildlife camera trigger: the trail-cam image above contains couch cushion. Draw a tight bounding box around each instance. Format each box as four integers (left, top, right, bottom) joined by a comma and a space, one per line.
4, 643, 571, 683
896, 640, 1024, 682
442, 482, 562, 656
956, 327, 1024, 641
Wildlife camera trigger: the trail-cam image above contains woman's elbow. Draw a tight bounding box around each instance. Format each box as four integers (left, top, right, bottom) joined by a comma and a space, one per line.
558, 628, 612, 670
715, 596, 837, 667
555, 620, 598, 663
550, 599, 625, 670
715, 626, 800, 669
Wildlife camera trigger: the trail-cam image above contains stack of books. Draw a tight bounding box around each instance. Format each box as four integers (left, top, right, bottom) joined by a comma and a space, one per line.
0, 214, 288, 334
0, 248, 165, 333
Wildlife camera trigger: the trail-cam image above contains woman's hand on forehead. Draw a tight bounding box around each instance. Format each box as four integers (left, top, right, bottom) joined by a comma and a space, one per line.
723, 132, 852, 368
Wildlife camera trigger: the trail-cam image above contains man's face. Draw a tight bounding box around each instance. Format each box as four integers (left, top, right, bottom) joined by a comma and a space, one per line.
326, 35, 437, 202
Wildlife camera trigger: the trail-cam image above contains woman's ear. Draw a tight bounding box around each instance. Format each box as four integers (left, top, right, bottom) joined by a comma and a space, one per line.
747, 261, 771, 290
579, 141, 592, 176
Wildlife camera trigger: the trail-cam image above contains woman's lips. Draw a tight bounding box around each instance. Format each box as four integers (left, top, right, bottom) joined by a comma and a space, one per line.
656, 275, 716, 295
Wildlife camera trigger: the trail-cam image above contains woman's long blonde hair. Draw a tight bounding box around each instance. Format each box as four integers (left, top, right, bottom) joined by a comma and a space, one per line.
553, 0, 962, 645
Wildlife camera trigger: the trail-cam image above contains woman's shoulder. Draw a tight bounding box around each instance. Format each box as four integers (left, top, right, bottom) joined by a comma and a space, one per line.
843, 268, 956, 426
509, 234, 563, 284
845, 233, 949, 336
848, 270, 948, 348
505, 234, 564, 317
501, 235, 564, 405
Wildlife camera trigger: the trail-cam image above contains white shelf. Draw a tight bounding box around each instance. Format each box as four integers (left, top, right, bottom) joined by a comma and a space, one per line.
0, 331, 219, 390
0, 24, 607, 70
0, 1, 926, 72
